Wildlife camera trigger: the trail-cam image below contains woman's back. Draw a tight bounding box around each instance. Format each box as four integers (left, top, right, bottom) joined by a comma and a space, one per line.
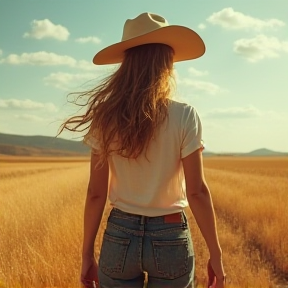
85, 100, 202, 216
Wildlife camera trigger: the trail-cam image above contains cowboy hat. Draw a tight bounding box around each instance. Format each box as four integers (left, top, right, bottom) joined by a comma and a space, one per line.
93, 12, 205, 65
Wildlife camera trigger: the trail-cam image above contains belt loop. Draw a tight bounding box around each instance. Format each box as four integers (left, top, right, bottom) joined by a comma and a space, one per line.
140, 215, 145, 225
182, 210, 187, 224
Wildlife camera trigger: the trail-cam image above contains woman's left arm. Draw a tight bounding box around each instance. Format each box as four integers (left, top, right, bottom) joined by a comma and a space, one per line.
82, 152, 109, 260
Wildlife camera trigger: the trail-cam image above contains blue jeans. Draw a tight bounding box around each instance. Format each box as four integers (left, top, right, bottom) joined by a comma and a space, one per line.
98, 208, 195, 288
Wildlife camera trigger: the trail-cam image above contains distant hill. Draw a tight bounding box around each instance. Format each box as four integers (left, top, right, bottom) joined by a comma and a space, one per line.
0, 133, 89, 156
202, 150, 216, 157
0, 133, 287, 157
203, 148, 288, 157
0, 144, 87, 157
245, 148, 288, 157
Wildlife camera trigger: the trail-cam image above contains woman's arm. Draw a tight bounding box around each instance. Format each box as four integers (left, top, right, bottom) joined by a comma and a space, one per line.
82, 152, 109, 259
182, 149, 225, 285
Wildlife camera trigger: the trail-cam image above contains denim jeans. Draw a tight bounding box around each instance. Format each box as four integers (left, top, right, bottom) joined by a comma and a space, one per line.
98, 208, 195, 288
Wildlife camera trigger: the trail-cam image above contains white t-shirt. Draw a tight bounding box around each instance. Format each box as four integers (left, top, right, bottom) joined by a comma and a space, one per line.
84, 100, 202, 216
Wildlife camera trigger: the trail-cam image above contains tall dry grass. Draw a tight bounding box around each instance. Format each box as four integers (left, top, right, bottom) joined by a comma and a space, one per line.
0, 162, 89, 287
0, 157, 287, 287
203, 157, 288, 286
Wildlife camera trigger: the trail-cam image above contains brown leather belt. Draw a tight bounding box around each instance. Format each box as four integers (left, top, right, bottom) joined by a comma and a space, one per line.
163, 212, 183, 223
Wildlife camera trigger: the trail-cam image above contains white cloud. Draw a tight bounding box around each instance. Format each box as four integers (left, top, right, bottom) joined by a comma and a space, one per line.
0, 51, 98, 71
23, 19, 70, 41
15, 114, 45, 122
44, 72, 96, 90
1, 51, 76, 66
198, 23, 206, 30
205, 106, 261, 118
188, 67, 208, 76
75, 36, 101, 44
234, 35, 288, 62
178, 78, 221, 95
0, 99, 58, 112
207, 8, 285, 31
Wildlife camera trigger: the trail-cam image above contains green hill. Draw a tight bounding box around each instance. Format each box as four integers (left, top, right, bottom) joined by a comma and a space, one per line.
246, 148, 288, 157
0, 133, 89, 156
0, 133, 287, 157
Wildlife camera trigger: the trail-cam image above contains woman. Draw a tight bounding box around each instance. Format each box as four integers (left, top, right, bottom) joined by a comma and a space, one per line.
60, 12, 225, 288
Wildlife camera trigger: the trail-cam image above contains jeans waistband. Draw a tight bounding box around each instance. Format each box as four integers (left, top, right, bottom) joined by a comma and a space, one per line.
110, 208, 186, 224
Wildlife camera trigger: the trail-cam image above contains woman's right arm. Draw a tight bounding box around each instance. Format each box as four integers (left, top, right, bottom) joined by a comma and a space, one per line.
182, 148, 225, 287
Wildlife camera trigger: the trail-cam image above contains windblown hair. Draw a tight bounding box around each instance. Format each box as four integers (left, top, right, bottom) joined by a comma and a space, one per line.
59, 43, 175, 163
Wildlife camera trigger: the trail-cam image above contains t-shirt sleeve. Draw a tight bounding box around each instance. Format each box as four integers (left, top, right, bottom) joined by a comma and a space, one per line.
180, 106, 203, 159
83, 131, 101, 152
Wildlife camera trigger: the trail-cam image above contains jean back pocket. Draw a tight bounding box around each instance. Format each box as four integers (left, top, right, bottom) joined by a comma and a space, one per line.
99, 233, 130, 277
152, 238, 191, 279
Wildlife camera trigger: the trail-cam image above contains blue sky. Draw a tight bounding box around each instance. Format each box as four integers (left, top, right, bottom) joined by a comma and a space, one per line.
0, 0, 287, 153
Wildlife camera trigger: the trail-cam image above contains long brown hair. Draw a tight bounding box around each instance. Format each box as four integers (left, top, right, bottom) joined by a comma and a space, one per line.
59, 43, 175, 163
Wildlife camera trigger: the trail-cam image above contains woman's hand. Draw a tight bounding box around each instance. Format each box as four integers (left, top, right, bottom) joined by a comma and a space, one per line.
209, 276, 225, 288
81, 256, 99, 288
208, 258, 226, 288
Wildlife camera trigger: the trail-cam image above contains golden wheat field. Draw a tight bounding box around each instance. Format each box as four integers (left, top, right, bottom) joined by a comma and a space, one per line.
0, 155, 287, 288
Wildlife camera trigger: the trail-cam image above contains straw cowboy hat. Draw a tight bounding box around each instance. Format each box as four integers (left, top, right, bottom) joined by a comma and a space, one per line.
93, 12, 205, 65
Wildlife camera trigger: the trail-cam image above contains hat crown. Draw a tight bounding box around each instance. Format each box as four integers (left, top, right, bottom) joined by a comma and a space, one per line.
93, 12, 205, 65
121, 13, 169, 41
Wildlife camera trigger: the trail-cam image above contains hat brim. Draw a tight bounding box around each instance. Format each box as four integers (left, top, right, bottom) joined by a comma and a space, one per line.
93, 25, 205, 65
